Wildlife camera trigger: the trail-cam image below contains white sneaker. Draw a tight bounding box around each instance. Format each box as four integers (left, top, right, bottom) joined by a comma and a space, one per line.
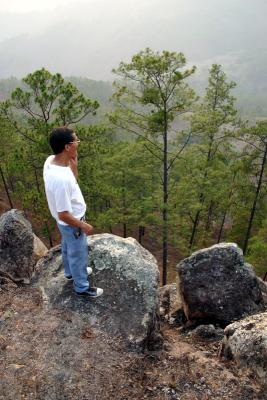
65, 266, 93, 280
76, 287, 103, 298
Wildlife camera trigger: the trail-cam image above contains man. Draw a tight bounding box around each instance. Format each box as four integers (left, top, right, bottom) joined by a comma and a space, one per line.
43, 126, 103, 298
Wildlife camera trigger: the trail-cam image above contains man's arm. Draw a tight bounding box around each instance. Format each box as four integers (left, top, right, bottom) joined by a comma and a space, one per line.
58, 211, 93, 236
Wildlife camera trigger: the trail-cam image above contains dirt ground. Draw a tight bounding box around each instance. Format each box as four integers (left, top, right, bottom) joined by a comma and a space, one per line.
0, 279, 266, 400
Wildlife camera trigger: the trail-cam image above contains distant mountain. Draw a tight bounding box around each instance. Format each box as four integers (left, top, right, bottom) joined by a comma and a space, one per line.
189, 48, 267, 118
0, 0, 266, 83
1, 0, 267, 122
1, 65, 267, 122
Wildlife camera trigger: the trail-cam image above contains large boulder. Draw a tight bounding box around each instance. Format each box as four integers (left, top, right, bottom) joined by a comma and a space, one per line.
177, 243, 265, 325
32, 233, 161, 350
0, 209, 48, 283
220, 311, 267, 386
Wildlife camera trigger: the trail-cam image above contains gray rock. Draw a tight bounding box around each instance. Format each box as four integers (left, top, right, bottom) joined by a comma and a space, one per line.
257, 277, 267, 306
0, 209, 48, 283
176, 243, 265, 325
158, 283, 182, 320
220, 311, 267, 386
191, 324, 224, 340
33, 233, 161, 350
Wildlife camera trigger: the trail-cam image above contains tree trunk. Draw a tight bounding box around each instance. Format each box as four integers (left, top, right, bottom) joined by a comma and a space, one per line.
243, 144, 267, 255
122, 172, 127, 238
123, 223, 127, 238
189, 193, 205, 251
0, 164, 13, 208
8, 174, 15, 192
217, 172, 236, 243
105, 199, 111, 210
217, 210, 227, 243
162, 110, 168, 286
138, 226, 142, 244
205, 201, 214, 231
189, 210, 200, 251
138, 226, 145, 244
45, 221, 53, 248
33, 165, 40, 193
189, 134, 214, 251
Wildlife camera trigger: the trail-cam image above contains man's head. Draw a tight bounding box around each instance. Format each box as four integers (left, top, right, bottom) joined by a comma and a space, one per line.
49, 126, 79, 155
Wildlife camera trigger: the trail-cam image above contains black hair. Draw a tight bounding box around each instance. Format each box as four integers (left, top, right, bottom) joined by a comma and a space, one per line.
49, 126, 74, 154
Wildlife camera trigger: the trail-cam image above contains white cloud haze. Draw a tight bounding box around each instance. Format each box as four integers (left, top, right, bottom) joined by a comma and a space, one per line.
0, 0, 266, 80
0, 0, 75, 13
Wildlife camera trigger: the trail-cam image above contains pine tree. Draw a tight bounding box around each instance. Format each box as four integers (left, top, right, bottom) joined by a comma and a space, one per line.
110, 48, 196, 285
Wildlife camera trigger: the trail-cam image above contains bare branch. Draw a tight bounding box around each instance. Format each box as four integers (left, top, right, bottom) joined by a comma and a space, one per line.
143, 143, 163, 162
167, 130, 192, 171
111, 119, 163, 152
234, 136, 262, 152
2, 109, 37, 143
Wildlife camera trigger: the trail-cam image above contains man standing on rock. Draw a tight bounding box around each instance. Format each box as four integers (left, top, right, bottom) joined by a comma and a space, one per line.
43, 126, 103, 298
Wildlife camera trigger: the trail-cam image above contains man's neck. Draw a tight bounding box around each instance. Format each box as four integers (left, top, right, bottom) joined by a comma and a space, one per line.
52, 153, 70, 167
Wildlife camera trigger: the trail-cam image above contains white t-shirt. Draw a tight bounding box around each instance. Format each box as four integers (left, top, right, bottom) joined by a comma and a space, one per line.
43, 155, 86, 225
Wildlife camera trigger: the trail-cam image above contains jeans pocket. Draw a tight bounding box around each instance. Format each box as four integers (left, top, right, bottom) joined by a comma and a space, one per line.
73, 227, 82, 239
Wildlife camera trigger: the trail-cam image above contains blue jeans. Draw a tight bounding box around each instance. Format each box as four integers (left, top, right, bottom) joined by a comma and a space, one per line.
57, 223, 89, 293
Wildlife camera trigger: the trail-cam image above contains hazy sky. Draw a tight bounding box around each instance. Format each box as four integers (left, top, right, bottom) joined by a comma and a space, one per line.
0, 0, 192, 14
0, 0, 266, 80
0, 0, 74, 13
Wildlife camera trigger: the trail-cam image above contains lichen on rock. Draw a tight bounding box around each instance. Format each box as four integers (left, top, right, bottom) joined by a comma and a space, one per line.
33, 233, 162, 350
0, 209, 47, 283
220, 311, 267, 386
176, 243, 265, 325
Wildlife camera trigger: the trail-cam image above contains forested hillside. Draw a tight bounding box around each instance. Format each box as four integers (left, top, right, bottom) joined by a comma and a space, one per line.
1, 58, 267, 122
1, 49, 267, 284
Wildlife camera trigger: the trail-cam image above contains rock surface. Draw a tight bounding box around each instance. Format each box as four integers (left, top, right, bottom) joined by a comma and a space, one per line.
0, 209, 48, 283
191, 324, 224, 340
257, 277, 267, 306
220, 311, 267, 386
32, 233, 161, 350
158, 283, 182, 321
177, 243, 265, 325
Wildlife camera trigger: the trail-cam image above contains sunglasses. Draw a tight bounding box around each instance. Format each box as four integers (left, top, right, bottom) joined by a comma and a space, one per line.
68, 138, 81, 144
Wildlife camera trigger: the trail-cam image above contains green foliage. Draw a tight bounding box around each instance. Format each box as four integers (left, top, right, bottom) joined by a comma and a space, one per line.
1, 57, 267, 281
111, 48, 196, 138
0, 68, 100, 245
91, 140, 160, 233
246, 224, 267, 277
110, 48, 197, 283
234, 120, 267, 254
184, 64, 238, 250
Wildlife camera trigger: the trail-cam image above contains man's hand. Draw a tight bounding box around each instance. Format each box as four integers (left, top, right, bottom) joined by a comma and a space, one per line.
81, 221, 94, 236
58, 211, 93, 235
69, 156, 78, 178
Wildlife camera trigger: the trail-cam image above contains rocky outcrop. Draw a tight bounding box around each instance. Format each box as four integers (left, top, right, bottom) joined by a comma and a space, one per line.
220, 312, 267, 386
0, 209, 48, 283
32, 233, 161, 350
177, 243, 265, 325
257, 277, 267, 306
158, 283, 183, 323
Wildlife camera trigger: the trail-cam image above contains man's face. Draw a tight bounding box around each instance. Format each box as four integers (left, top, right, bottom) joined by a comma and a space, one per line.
65, 132, 80, 159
